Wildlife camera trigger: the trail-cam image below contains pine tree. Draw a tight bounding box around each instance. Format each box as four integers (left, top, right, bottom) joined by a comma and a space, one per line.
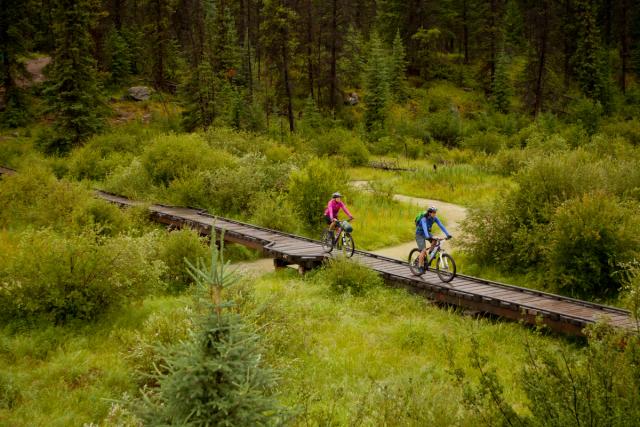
491, 52, 510, 112
363, 32, 390, 137
104, 28, 132, 85
41, 0, 106, 153
389, 30, 408, 102
572, 0, 611, 108
137, 235, 282, 425
180, 60, 217, 131
0, 0, 31, 127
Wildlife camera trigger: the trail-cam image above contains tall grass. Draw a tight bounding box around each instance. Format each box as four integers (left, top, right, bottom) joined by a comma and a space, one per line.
245, 269, 570, 426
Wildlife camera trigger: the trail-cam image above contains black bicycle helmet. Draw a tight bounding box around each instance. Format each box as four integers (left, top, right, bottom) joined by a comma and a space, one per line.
427, 206, 437, 213
332, 192, 343, 199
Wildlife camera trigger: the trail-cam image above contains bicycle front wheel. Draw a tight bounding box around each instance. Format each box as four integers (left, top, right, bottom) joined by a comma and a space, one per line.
341, 233, 355, 258
321, 230, 334, 253
408, 248, 425, 276
436, 253, 456, 283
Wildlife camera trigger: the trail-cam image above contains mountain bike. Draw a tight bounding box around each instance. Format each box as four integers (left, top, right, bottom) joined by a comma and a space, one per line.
408, 237, 456, 282
321, 219, 355, 258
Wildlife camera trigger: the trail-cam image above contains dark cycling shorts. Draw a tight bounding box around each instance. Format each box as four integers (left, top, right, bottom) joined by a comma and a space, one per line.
415, 235, 434, 251
324, 215, 334, 225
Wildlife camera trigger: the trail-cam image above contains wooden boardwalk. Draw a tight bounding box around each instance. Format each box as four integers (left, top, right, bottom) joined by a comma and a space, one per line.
98, 190, 637, 337
1, 166, 636, 336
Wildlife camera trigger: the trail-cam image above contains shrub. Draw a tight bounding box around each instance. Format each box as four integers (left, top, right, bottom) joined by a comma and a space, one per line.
427, 111, 462, 146
315, 257, 383, 296
250, 191, 303, 234
601, 118, 640, 146
461, 131, 507, 154
156, 228, 209, 293
567, 97, 604, 135
287, 158, 348, 228
545, 193, 640, 298
141, 133, 235, 186
0, 229, 165, 324
0, 166, 132, 234
103, 158, 155, 200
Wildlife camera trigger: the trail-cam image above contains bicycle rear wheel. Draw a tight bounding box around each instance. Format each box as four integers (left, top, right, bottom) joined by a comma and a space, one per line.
436, 253, 456, 283
321, 230, 334, 253
341, 233, 355, 258
408, 248, 425, 276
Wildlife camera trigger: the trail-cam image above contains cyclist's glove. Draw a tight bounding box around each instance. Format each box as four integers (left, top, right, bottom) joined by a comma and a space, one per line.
446, 235, 453, 240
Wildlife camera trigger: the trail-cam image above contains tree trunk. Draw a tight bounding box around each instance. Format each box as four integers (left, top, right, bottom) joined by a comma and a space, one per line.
329, 0, 338, 111
463, 0, 469, 64
619, 0, 630, 93
306, 0, 314, 98
533, 7, 548, 116
282, 33, 294, 132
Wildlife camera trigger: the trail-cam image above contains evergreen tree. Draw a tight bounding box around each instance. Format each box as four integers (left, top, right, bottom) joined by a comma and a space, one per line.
389, 30, 408, 102
137, 235, 282, 425
572, 0, 611, 108
491, 52, 510, 112
104, 28, 132, 85
180, 60, 217, 131
0, 0, 31, 127
260, 0, 297, 132
41, 0, 105, 153
338, 25, 366, 89
363, 32, 389, 137
143, 0, 178, 91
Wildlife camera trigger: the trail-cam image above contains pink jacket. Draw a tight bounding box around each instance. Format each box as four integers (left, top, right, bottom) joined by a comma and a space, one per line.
324, 199, 353, 220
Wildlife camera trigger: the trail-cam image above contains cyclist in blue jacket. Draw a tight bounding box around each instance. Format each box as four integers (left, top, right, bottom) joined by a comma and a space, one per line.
416, 206, 452, 268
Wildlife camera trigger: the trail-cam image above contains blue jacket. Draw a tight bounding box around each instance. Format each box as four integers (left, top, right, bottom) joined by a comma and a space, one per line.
416, 215, 450, 238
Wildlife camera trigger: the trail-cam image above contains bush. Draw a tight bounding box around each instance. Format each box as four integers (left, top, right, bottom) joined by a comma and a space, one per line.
156, 229, 209, 293
287, 158, 348, 228
567, 97, 604, 135
315, 257, 383, 296
545, 193, 640, 298
0, 229, 165, 323
250, 191, 303, 234
141, 133, 235, 186
0, 166, 132, 234
427, 111, 462, 146
601, 119, 640, 146
462, 131, 507, 154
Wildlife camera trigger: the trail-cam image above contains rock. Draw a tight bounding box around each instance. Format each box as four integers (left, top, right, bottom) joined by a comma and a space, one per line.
127, 86, 153, 101
345, 92, 359, 106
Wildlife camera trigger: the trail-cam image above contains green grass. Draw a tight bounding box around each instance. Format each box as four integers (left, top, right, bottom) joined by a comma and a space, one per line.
0, 295, 190, 426
247, 269, 571, 425
349, 158, 515, 207
346, 191, 415, 250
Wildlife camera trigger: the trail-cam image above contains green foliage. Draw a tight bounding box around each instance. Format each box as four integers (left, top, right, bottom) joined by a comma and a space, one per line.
104, 28, 132, 85
180, 61, 218, 131
572, 0, 611, 109
138, 236, 281, 425
546, 193, 640, 299
364, 32, 390, 137
462, 130, 507, 154
389, 30, 408, 102
308, 128, 370, 166
141, 133, 235, 187
250, 191, 302, 234
427, 111, 462, 146
315, 257, 383, 296
0, 229, 164, 323
287, 158, 348, 228
491, 54, 510, 113
520, 323, 640, 426
568, 97, 604, 135
40, 0, 106, 153
156, 228, 209, 293
0, 166, 132, 234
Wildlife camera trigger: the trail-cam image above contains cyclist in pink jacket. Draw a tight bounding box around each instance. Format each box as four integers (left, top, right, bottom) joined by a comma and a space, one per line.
324, 192, 354, 237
